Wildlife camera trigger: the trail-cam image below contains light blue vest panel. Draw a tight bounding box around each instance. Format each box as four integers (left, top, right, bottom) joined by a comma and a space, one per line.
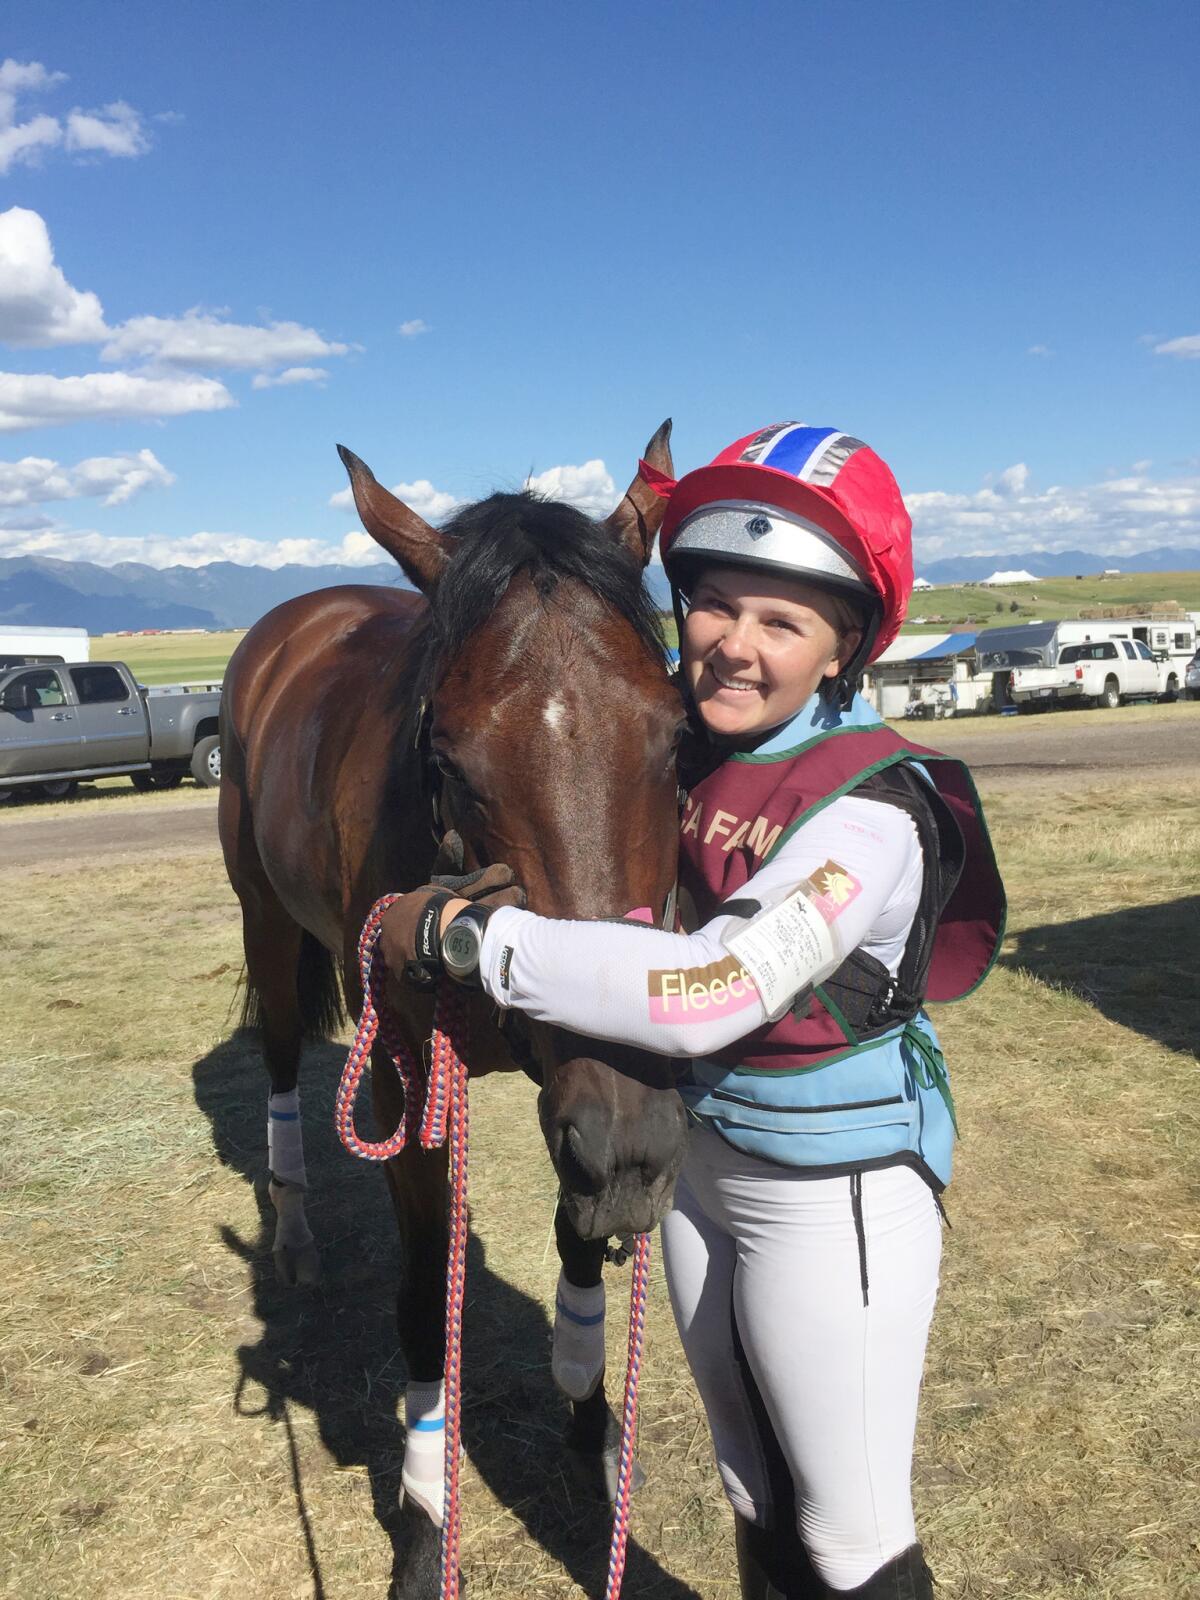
680, 1012, 956, 1186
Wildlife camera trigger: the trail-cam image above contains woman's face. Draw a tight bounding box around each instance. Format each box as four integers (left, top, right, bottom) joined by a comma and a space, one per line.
682, 566, 859, 739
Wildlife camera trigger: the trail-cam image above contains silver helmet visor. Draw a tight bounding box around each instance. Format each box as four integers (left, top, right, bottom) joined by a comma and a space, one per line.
668, 500, 874, 598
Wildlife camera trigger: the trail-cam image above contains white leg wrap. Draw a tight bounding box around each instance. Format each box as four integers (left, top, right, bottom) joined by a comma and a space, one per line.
268, 1089, 308, 1189
402, 1381, 445, 1526
552, 1270, 606, 1401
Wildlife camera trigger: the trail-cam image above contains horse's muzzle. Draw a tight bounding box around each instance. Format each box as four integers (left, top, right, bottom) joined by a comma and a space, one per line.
539, 1058, 688, 1241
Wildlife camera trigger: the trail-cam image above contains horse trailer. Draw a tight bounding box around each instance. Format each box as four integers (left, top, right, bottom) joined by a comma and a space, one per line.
0, 625, 90, 670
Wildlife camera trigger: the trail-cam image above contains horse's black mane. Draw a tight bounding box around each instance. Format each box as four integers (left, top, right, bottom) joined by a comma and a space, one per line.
416, 491, 665, 693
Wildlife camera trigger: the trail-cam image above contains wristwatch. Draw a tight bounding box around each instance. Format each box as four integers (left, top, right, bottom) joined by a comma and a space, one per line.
440, 903, 493, 987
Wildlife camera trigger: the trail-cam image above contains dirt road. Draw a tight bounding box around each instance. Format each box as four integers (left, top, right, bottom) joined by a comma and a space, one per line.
3, 707, 1197, 870
920, 705, 1200, 782
0, 797, 220, 873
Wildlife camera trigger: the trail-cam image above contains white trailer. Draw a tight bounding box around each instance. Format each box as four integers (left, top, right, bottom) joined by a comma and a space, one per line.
0, 625, 90, 667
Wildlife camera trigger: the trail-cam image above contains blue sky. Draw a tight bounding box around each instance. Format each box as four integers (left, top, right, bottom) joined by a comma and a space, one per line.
0, 0, 1197, 571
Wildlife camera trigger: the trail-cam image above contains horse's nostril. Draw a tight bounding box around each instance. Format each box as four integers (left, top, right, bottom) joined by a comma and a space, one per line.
559, 1123, 610, 1195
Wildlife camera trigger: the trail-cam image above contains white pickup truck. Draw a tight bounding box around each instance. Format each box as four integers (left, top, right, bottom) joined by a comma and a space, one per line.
0, 659, 221, 801
1007, 637, 1173, 710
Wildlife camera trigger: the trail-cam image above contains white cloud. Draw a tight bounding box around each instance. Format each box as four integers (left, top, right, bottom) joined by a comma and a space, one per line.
328, 457, 623, 529
0, 448, 173, 508
1027, 343, 1052, 357
524, 458, 619, 518
0, 206, 108, 345
251, 365, 328, 390
63, 100, 148, 159
906, 463, 1200, 560
101, 310, 349, 372
0, 522, 395, 569
0, 370, 232, 431
1154, 334, 1200, 360
329, 476, 462, 524
398, 318, 430, 337
0, 112, 61, 173
0, 60, 153, 174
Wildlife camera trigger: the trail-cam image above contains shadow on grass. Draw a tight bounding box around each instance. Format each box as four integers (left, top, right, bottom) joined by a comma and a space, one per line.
192, 1031, 700, 1600
1004, 893, 1199, 1056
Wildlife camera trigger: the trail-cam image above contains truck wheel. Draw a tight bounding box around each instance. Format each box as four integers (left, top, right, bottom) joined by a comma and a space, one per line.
131, 771, 185, 792
191, 734, 221, 787
0, 787, 12, 804
1160, 675, 1179, 703
1100, 678, 1120, 710
38, 779, 79, 800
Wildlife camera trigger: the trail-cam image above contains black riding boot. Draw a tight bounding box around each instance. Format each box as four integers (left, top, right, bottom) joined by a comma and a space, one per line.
839, 1543, 934, 1599
734, 1511, 828, 1599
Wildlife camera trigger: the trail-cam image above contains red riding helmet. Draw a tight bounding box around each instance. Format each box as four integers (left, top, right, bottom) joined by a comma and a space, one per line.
645, 422, 913, 664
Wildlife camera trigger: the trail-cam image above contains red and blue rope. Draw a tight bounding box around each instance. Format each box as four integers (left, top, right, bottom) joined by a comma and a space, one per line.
336, 892, 647, 1600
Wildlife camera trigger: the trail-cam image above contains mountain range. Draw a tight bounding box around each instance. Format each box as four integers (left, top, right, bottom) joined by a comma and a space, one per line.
1, 547, 1198, 633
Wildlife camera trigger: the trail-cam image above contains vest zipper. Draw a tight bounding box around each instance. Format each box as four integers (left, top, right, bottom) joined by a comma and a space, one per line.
709, 1090, 904, 1115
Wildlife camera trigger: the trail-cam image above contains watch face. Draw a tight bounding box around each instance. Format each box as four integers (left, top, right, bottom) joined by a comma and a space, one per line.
443, 922, 480, 971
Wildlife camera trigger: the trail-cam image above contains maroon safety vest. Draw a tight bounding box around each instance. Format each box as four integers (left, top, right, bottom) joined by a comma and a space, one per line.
678, 720, 1006, 1074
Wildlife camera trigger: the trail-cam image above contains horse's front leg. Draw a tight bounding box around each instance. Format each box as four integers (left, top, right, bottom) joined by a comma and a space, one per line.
378, 1052, 452, 1599
554, 1200, 646, 1504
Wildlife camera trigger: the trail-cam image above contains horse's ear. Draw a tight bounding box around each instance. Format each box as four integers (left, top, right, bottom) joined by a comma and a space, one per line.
337, 445, 450, 591
605, 419, 675, 568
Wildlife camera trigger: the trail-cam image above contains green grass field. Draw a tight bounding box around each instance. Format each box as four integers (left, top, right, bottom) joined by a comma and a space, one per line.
903, 569, 1200, 633
90, 630, 246, 685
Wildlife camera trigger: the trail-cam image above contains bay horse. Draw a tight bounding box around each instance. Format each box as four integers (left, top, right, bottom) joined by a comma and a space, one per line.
217, 424, 688, 1594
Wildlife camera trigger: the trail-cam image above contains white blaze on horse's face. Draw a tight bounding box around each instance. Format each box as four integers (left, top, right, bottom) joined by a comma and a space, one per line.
542, 696, 566, 734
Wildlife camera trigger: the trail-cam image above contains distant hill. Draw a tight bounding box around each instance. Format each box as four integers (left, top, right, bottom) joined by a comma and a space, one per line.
1, 546, 1197, 633
0, 553, 414, 632
915, 547, 1200, 584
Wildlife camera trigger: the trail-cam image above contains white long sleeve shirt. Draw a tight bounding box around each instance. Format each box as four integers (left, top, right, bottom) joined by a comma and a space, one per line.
476, 793, 923, 1057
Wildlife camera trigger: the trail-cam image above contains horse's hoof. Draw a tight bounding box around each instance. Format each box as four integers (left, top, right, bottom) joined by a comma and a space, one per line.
563, 1441, 647, 1505
273, 1240, 321, 1286
602, 1445, 647, 1506
389, 1495, 457, 1598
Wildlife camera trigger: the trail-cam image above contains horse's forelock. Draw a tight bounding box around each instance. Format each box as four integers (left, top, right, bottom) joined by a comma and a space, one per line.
422, 491, 665, 684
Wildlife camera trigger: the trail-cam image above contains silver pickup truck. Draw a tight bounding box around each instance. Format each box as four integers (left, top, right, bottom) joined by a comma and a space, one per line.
0, 660, 221, 801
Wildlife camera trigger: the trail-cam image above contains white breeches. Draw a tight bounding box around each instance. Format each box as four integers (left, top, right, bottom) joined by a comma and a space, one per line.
661, 1126, 942, 1592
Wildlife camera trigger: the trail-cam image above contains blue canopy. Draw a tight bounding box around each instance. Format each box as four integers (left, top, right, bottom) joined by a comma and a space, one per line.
910, 633, 976, 660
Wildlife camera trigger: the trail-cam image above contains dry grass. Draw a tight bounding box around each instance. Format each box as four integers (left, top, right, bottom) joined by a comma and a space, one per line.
0, 768, 1197, 1599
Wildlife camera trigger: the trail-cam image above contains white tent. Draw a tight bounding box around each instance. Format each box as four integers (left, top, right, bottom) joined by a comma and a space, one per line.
980, 569, 1037, 585
912, 576, 933, 590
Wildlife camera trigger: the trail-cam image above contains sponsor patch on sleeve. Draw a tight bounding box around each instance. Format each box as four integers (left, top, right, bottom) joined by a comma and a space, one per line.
808, 860, 862, 922
498, 945, 514, 991
646, 955, 759, 1025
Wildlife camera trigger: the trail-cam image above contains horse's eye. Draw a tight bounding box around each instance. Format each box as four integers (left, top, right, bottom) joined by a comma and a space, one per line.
664, 720, 688, 768
432, 752, 466, 785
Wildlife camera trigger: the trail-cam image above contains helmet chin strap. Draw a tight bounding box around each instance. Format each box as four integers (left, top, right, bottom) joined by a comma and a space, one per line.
829, 604, 882, 710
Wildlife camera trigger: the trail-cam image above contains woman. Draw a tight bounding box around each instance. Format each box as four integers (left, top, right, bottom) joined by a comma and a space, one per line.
383, 422, 1005, 1598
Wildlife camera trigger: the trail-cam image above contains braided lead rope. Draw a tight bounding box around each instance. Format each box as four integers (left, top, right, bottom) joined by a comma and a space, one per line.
435, 985, 470, 1600
604, 1230, 651, 1600
337, 894, 648, 1600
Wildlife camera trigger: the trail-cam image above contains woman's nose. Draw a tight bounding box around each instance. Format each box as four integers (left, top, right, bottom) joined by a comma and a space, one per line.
717, 616, 756, 661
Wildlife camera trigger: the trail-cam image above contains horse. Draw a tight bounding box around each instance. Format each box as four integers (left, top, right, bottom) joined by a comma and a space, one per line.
217, 423, 689, 1594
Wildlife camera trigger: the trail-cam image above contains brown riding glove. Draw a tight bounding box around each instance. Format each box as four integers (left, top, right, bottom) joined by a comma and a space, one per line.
379, 833, 525, 989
